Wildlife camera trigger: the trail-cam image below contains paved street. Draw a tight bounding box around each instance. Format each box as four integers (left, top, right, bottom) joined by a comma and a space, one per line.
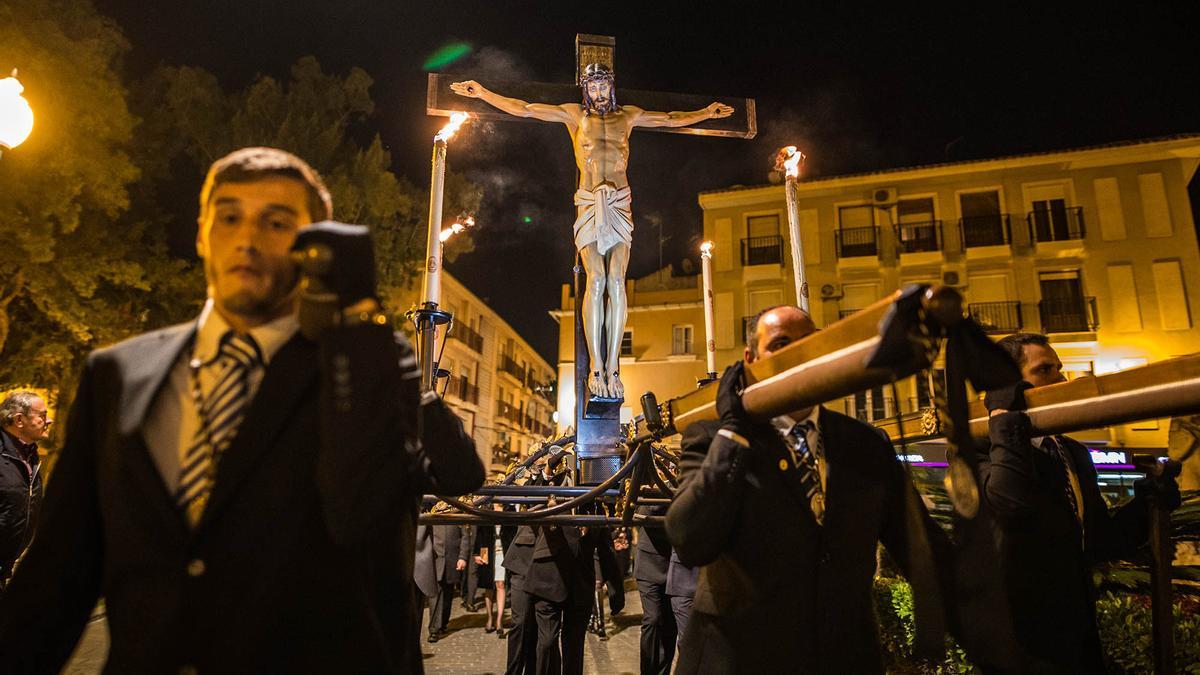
64, 585, 649, 674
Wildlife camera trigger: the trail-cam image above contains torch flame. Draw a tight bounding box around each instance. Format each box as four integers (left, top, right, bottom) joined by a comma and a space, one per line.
700, 241, 714, 257
781, 146, 804, 179
435, 111, 470, 142
440, 214, 477, 242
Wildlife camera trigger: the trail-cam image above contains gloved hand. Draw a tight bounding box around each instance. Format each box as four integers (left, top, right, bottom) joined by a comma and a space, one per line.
984, 380, 1034, 414
292, 221, 379, 308
1135, 472, 1183, 511
716, 361, 751, 435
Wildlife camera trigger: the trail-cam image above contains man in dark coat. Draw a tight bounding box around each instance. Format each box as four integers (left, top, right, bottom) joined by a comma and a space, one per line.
427, 524, 471, 641
664, 550, 697, 647
0, 391, 50, 590
981, 333, 1180, 673
666, 305, 953, 674
634, 504, 675, 674
0, 147, 484, 674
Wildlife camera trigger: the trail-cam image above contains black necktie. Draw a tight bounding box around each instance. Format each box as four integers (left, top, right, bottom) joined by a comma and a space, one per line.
1042, 435, 1081, 522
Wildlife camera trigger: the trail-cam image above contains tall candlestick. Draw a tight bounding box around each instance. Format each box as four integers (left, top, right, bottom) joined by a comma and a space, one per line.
700, 241, 717, 378
777, 146, 809, 313
417, 112, 469, 391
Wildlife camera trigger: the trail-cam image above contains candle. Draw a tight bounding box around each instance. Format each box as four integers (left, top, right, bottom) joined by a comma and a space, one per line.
777, 146, 809, 313
700, 241, 717, 377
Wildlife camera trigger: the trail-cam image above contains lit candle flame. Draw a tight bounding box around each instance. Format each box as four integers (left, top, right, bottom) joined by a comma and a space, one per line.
435, 112, 470, 142
779, 145, 805, 179
439, 215, 477, 242
700, 241, 714, 257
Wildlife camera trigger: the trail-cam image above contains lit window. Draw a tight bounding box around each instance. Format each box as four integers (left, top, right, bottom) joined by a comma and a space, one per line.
672, 325, 694, 355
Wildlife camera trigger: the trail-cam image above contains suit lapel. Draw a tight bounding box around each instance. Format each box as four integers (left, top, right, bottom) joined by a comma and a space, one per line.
199, 334, 318, 528
120, 324, 195, 538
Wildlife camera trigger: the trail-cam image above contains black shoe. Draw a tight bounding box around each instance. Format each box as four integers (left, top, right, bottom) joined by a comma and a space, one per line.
427, 633, 439, 644
497, 628, 507, 639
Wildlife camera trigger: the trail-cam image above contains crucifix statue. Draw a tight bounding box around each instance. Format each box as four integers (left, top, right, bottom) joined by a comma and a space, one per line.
451, 70, 731, 399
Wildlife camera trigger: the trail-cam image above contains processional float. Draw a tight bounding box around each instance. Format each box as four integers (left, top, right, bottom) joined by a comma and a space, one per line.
408, 33, 1192, 673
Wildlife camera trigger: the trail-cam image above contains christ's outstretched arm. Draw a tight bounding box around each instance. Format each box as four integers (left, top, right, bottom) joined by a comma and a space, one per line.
451, 80, 576, 125
629, 102, 734, 128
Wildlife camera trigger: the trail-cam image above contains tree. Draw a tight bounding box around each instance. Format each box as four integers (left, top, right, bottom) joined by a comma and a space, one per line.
135, 56, 482, 305
0, 0, 195, 433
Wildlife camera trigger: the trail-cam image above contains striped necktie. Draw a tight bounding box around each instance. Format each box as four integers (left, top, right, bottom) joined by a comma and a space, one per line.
1042, 435, 1083, 523
787, 420, 825, 525
177, 331, 262, 526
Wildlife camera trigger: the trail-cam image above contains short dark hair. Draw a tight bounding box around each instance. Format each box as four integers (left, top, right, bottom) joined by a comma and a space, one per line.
199, 147, 332, 223
996, 332, 1051, 367
745, 304, 790, 359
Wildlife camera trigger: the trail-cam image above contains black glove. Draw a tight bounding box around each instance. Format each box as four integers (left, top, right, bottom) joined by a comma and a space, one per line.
292, 221, 379, 308
984, 380, 1034, 413
1135, 473, 1183, 511
716, 361, 751, 434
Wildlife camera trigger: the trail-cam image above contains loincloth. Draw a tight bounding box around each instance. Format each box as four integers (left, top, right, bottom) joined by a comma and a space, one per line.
572, 184, 633, 255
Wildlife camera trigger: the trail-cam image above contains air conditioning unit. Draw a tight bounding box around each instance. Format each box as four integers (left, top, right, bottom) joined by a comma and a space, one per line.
819, 283, 842, 299
872, 187, 898, 205
942, 270, 964, 287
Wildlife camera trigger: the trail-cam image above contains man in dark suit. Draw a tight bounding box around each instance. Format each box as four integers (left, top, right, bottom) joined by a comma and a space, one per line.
634, 504, 676, 674
982, 332, 1180, 673
0, 147, 484, 674
666, 305, 952, 674
427, 523, 471, 642
664, 550, 697, 648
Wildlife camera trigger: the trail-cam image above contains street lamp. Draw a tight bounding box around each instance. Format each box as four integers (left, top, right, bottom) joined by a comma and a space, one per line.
0, 70, 34, 157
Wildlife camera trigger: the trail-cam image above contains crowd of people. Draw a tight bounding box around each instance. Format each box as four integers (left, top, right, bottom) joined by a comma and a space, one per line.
0, 145, 1184, 674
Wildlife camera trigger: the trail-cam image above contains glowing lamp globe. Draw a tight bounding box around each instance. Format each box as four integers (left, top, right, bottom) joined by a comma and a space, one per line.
0, 75, 34, 152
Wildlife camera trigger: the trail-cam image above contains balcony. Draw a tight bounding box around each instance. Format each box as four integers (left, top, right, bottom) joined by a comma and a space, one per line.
835, 226, 879, 258
968, 301, 1024, 334
838, 308, 861, 320
741, 315, 757, 344
740, 235, 783, 266
1039, 296, 1098, 333
894, 220, 943, 254
498, 354, 527, 384
958, 214, 1011, 248
450, 322, 483, 353
447, 376, 479, 405
1027, 206, 1085, 244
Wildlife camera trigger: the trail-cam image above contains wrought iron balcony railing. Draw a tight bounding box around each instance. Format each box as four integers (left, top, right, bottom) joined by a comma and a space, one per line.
894, 220, 943, 254
499, 354, 527, 383
450, 322, 484, 353
740, 235, 783, 266
1038, 296, 1098, 333
958, 214, 1011, 248
968, 301, 1024, 334
835, 226, 879, 258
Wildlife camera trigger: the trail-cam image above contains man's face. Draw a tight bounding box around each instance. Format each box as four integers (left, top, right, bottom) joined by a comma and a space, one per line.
745, 307, 818, 363
196, 177, 311, 324
1020, 342, 1067, 388
11, 396, 51, 444
585, 78, 613, 111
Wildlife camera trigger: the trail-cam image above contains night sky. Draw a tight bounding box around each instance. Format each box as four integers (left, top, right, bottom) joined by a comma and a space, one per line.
95, 1, 1200, 362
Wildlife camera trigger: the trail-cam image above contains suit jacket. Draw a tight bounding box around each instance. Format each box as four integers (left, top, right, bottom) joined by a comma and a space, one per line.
413, 524, 438, 598
501, 474, 598, 605
0, 430, 42, 578
980, 411, 1148, 672
666, 411, 952, 675
665, 550, 697, 599
430, 524, 469, 584
634, 504, 671, 585
0, 321, 484, 674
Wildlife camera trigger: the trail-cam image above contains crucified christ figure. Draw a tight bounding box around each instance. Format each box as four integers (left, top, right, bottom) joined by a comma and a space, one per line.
452, 64, 733, 400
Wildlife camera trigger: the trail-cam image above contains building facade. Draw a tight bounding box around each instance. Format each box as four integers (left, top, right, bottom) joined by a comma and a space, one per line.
696, 134, 1200, 452
390, 272, 556, 472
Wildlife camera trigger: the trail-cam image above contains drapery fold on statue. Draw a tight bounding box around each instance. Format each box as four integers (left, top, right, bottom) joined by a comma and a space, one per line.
573, 184, 633, 255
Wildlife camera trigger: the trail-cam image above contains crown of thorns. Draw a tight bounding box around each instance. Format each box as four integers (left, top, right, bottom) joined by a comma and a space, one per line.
580, 63, 615, 85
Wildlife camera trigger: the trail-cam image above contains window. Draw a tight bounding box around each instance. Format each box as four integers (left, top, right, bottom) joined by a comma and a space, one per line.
838, 205, 874, 229
837, 205, 877, 257
672, 325, 694, 355
896, 197, 939, 253
620, 330, 633, 356
959, 190, 1007, 247
746, 214, 780, 238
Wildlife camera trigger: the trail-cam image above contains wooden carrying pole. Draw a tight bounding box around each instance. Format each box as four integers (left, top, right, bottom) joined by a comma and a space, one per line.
663, 287, 963, 434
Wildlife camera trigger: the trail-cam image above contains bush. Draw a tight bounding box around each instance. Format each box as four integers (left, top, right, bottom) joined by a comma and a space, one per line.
874, 577, 975, 674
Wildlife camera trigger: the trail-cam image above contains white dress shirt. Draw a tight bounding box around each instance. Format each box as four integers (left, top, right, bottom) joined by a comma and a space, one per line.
143, 299, 299, 493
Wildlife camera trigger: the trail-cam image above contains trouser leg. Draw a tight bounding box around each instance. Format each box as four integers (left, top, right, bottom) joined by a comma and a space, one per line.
533, 596, 564, 675
670, 594, 693, 652
637, 579, 676, 675
561, 599, 592, 675
430, 580, 453, 635
506, 573, 536, 675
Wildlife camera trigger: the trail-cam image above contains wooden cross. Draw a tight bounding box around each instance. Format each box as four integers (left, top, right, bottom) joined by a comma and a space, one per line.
426, 33, 757, 139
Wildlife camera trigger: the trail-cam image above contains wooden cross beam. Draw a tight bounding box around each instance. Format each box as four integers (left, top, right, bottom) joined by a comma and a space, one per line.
426, 33, 757, 139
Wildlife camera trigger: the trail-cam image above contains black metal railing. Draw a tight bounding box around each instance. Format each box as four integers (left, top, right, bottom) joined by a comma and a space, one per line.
835, 226, 879, 258
448, 376, 480, 405
968, 301, 1024, 334
740, 235, 783, 266
894, 220, 943, 254
1038, 296, 1098, 333
451, 322, 484, 353
1027, 206, 1085, 243
838, 308, 861, 319
499, 354, 527, 383
958, 214, 1011, 248
533, 382, 555, 403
